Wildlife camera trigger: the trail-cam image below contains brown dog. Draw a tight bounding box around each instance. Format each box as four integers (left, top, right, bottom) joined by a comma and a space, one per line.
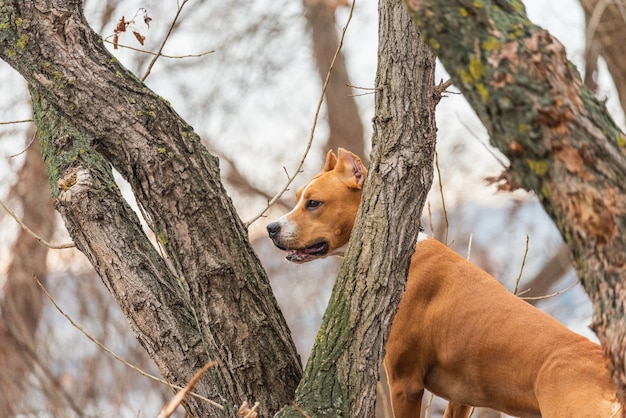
267, 148, 620, 418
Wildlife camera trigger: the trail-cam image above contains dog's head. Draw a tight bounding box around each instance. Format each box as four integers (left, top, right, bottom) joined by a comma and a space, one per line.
266, 148, 367, 263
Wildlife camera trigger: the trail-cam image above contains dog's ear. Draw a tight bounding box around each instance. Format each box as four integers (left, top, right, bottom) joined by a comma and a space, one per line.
323, 150, 337, 172
336, 148, 366, 189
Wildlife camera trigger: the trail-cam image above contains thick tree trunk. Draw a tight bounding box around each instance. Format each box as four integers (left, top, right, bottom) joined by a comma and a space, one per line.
405, 0, 626, 408
277, 1, 437, 416
1, 1, 301, 416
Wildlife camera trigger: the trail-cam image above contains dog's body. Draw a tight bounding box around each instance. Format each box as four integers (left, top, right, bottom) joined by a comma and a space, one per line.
267, 149, 620, 418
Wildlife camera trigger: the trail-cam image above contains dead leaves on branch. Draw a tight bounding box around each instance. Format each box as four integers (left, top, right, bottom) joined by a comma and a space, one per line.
113, 9, 152, 49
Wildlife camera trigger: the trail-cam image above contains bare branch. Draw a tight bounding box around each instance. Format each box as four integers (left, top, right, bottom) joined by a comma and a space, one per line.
34, 276, 223, 411
104, 37, 214, 59
142, 0, 189, 81
0, 119, 33, 125
9, 129, 37, 158
512, 235, 529, 296
434, 150, 449, 245
0, 198, 75, 249
519, 280, 580, 301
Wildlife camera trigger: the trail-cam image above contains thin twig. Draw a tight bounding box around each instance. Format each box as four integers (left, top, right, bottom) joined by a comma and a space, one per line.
158, 361, 218, 418
434, 150, 449, 245
142, 0, 189, 81
104, 38, 214, 58
33, 276, 224, 410
457, 115, 508, 169
9, 129, 37, 158
427, 201, 434, 237
519, 280, 580, 301
346, 83, 381, 97
466, 233, 473, 260
0, 198, 76, 249
435, 78, 454, 95
0, 118, 33, 125
512, 235, 529, 295
244, 0, 357, 227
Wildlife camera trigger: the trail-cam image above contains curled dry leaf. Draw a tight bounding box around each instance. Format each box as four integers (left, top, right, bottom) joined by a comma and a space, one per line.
115, 16, 127, 34
132, 31, 146, 46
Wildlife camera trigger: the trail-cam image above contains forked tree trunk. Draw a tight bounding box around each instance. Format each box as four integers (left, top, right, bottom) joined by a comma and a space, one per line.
1, 2, 301, 416
276, 0, 438, 416
0, 0, 440, 416
405, 0, 626, 408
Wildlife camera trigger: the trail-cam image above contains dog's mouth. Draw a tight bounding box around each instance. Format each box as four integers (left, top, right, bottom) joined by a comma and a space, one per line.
285, 241, 329, 263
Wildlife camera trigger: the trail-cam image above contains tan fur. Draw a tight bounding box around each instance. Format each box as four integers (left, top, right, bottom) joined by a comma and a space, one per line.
267, 148, 620, 418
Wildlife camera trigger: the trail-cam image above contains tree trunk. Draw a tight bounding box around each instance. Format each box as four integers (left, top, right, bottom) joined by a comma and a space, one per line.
277, 0, 438, 416
1, 1, 301, 416
580, 0, 626, 118
405, 0, 626, 408
303, 0, 367, 160
0, 132, 55, 416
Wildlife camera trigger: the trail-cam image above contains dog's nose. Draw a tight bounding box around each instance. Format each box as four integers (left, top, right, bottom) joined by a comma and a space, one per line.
266, 222, 281, 238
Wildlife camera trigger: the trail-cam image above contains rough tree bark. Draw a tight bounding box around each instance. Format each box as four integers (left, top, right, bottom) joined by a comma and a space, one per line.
405, 0, 626, 408
276, 0, 438, 416
1, 1, 301, 417
517, 0, 626, 315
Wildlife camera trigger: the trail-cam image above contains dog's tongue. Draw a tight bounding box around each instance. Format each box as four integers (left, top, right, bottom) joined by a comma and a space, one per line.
286, 250, 308, 263
285, 242, 328, 263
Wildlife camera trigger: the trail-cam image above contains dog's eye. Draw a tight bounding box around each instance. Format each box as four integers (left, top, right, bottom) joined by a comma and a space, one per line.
305, 200, 322, 210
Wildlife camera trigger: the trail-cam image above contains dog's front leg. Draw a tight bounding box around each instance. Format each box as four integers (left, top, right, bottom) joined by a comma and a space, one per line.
443, 402, 472, 418
387, 386, 423, 418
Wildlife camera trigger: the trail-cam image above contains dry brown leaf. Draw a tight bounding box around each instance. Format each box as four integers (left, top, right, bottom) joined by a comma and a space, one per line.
132, 31, 146, 46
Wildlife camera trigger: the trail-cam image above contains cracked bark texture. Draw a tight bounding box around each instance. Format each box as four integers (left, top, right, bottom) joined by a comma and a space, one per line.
276, 0, 437, 416
1, 1, 301, 417
405, 0, 626, 408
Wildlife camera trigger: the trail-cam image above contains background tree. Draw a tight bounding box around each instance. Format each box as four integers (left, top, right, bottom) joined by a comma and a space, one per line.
580, 0, 626, 115
0, 131, 55, 416
405, 0, 626, 407
303, 0, 367, 160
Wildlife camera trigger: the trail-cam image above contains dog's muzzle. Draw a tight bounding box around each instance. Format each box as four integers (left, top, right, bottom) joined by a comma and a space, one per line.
266, 221, 329, 263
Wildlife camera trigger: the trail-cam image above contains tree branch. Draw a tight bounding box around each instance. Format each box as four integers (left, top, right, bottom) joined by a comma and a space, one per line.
0, 2, 302, 415
276, 0, 438, 415
405, 0, 626, 405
